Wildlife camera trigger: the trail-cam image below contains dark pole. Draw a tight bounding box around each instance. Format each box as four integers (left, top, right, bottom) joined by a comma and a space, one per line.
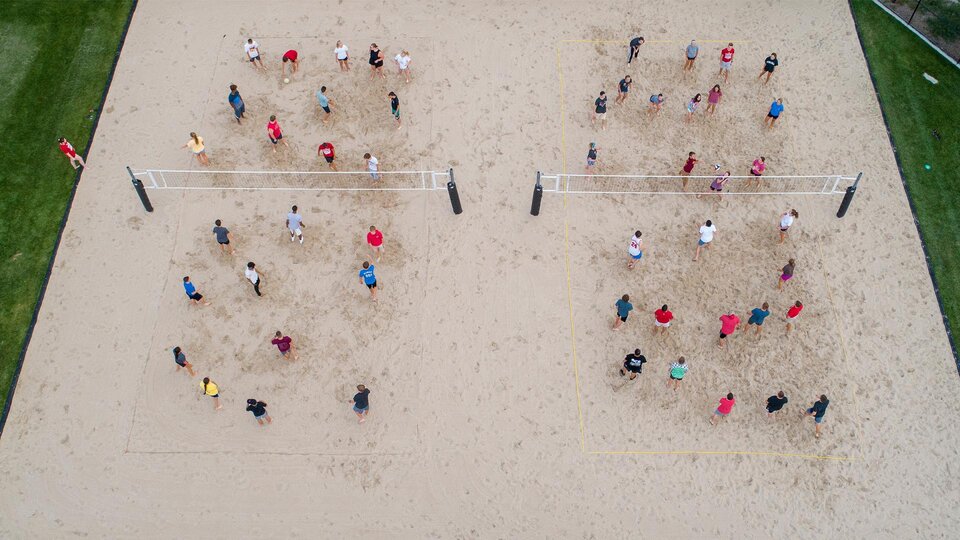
908, 0, 921, 24
836, 172, 862, 218
531, 171, 543, 216
446, 168, 462, 215
127, 166, 153, 212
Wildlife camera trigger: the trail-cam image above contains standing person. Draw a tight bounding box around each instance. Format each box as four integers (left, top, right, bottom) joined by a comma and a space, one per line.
246, 399, 272, 426
668, 357, 688, 391
367, 225, 385, 261
685, 93, 702, 121
228, 84, 246, 124
778, 209, 799, 244
244, 38, 265, 70
394, 50, 412, 83
615, 75, 633, 105
182, 276, 210, 306
591, 91, 608, 130
746, 156, 766, 189
334, 40, 350, 71
620, 348, 646, 380
212, 219, 235, 255
364, 153, 380, 181
57, 137, 86, 169
315, 86, 333, 124
679, 151, 698, 191
266, 115, 289, 152
202, 377, 222, 410
778, 259, 796, 291
359, 261, 378, 302
710, 393, 736, 425
765, 98, 784, 129
654, 305, 674, 335
613, 294, 633, 331
585, 142, 600, 174
717, 311, 741, 349
286, 205, 305, 244
746, 302, 771, 336
281, 49, 299, 78
803, 395, 830, 438
766, 391, 788, 418
706, 84, 723, 114
351, 384, 371, 423
318, 142, 338, 171
626, 231, 643, 269
785, 300, 804, 334
693, 219, 717, 262
758, 52, 779, 84
245, 262, 264, 297
271, 331, 299, 360
628, 36, 645, 63
648, 93, 666, 114
683, 39, 699, 71
181, 132, 209, 165
172, 346, 196, 376
369, 44, 386, 80
698, 170, 730, 201
388, 91, 401, 129
718, 42, 735, 82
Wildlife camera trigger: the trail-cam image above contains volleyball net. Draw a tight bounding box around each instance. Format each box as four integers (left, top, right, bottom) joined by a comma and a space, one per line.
537, 173, 858, 196
129, 168, 454, 192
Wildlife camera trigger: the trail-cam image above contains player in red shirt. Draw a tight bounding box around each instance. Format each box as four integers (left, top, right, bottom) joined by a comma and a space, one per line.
58, 137, 86, 169
710, 392, 736, 425
281, 49, 299, 77
717, 42, 735, 83
266, 115, 289, 152
654, 305, 673, 336
717, 312, 741, 349
317, 142, 338, 170
786, 301, 804, 334
366, 225, 385, 261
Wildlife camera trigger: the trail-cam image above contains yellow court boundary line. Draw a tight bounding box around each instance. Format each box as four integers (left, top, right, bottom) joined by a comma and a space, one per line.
556, 40, 858, 463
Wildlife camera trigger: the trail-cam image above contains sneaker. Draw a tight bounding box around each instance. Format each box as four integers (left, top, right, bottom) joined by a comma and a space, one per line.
290, 235, 295, 242
299, 238, 304, 245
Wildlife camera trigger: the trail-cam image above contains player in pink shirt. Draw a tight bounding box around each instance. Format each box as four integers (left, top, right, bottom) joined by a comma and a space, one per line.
717, 312, 741, 349
746, 156, 766, 189
266, 115, 289, 152
366, 225, 384, 261
710, 392, 736, 425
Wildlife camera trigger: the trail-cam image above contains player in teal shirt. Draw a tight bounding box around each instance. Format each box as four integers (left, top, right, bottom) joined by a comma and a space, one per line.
746, 302, 771, 335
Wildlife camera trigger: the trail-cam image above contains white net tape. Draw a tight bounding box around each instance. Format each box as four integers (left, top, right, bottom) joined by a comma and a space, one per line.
130, 168, 452, 191
538, 174, 856, 195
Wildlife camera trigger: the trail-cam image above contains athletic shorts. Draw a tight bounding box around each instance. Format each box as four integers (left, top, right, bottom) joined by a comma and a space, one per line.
249, 55, 260, 62
720, 332, 729, 339
710, 186, 722, 192
630, 252, 642, 260
623, 362, 643, 374
617, 314, 628, 322
698, 239, 709, 246
218, 240, 230, 245
751, 170, 763, 177
714, 409, 729, 417
321, 105, 331, 113
767, 113, 780, 119
366, 280, 378, 289
188, 292, 203, 301
655, 320, 671, 328
392, 108, 400, 119
353, 405, 368, 414
720, 60, 732, 70
596, 112, 606, 119
787, 313, 799, 320
324, 156, 334, 163
781, 274, 793, 281
233, 105, 245, 118
747, 316, 764, 326
208, 393, 220, 398
289, 227, 302, 236
807, 409, 824, 423
780, 227, 789, 232
269, 134, 283, 144
670, 374, 684, 381
175, 358, 187, 367
764, 66, 775, 73
255, 412, 268, 419
586, 159, 596, 167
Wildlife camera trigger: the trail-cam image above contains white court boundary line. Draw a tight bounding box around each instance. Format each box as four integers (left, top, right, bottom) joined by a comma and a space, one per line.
538, 173, 858, 195
130, 168, 453, 192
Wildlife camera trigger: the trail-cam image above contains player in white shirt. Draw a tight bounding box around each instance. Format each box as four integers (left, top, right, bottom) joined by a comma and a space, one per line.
286, 205, 305, 244
334, 40, 350, 71
693, 219, 717, 262
778, 209, 798, 244
244, 38, 265, 70
394, 50, 412, 83
627, 231, 644, 269
364, 152, 380, 181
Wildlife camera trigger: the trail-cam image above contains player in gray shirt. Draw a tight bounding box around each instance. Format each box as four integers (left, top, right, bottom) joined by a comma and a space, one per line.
212, 219, 234, 254
286, 205, 305, 244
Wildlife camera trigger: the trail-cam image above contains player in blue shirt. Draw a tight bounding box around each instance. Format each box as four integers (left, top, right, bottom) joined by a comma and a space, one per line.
359, 261, 378, 301
182, 276, 210, 306
746, 302, 771, 336
765, 98, 784, 129
613, 294, 633, 330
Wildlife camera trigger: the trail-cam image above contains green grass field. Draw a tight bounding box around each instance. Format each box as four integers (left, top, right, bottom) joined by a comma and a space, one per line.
0, 1, 134, 416
850, 0, 960, 360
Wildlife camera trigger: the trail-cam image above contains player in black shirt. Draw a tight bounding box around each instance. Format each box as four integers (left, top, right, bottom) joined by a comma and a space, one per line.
619, 348, 646, 380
